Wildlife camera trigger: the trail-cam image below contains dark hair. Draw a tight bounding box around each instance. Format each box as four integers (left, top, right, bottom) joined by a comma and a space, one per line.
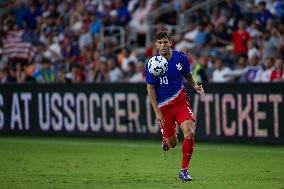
259, 1, 266, 6
154, 31, 172, 41
42, 58, 51, 64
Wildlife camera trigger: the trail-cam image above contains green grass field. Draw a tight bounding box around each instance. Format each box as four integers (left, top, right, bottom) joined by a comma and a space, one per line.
0, 137, 283, 189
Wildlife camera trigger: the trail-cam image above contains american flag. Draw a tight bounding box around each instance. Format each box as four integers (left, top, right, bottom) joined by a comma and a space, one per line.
2, 30, 37, 62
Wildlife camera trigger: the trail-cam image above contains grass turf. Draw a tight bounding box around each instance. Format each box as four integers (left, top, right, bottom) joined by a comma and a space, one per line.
0, 137, 283, 189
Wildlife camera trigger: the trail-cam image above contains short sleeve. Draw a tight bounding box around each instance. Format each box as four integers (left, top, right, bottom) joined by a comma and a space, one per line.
180, 52, 191, 75
145, 62, 159, 85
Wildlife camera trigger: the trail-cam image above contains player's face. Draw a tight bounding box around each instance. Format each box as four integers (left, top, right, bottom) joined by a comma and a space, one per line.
155, 37, 172, 57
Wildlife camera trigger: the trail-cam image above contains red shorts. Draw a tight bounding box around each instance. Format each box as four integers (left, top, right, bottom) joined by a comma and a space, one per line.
159, 90, 195, 138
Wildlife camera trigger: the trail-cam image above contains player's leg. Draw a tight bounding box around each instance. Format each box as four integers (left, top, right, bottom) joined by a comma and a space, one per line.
160, 107, 177, 151
165, 133, 178, 148
180, 120, 195, 170
176, 102, 195, 181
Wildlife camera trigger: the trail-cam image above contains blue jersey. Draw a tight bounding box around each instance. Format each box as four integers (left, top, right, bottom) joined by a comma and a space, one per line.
146, 51, 191, 107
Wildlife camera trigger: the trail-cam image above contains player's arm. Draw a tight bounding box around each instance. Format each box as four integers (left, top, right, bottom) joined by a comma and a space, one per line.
184, 73, 205, 96
146, 84, 164, 126
179, 51, 205, 96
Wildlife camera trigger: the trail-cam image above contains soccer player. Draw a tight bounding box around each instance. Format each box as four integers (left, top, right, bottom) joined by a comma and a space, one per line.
146, 31, 205, 181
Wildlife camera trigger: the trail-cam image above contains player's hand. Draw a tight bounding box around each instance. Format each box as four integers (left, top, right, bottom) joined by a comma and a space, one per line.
155, 110, 165, 127
194, 84, 205, 96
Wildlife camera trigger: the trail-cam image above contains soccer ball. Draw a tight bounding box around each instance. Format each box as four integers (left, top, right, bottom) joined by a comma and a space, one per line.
147, 56, 168, 76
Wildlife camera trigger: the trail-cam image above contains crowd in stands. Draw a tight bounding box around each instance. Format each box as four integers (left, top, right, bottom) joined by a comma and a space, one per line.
173, 0, 284, 83
0, 0, 283, 84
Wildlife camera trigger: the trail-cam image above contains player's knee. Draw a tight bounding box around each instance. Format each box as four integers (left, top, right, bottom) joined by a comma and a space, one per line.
184, 127, 194, 139
168, 142, 177, 148
167, 138, 177, 148
182, 120, 194, 139
170, 140, 177, 148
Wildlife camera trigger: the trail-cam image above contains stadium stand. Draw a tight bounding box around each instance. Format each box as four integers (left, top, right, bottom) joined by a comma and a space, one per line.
0, 0, 284, 84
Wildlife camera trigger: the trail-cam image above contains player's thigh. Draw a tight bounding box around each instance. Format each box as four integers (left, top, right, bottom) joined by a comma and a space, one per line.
175, 102, 195, 138
176, 101, 195, 124
160, 108, 176, 139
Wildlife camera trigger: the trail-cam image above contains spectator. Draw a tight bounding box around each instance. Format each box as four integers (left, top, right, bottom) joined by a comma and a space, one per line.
89, 14, 101, 37
43, 35, 62, 63
225, 8, 239, 31
192, 55, 208, 83
12, 0, 28, 29
174, 33, 187, 51
32, 58, 56, 83
212, 58, 232, 82
119, 47, 138, 73
79, 26, 92, 51
9, 65, 19, 83
123, 61, 136, 82
247, 40, 261, 59
231, 56, 248, 82
211, 6, 226, 28
224, 0, 241, 18
232, 19, 251, 57
65, 64, 86, 83
56, 69, 66, 83
270, 58, 283, 81
247, 22, 262, 38
128, 62, 145, 83
228, 55, 263, 82
58, 2, 70, 26
74, 65, 86, 83
273, 0, 284, 17
255, 1, 273, 28
129, 0, 151, 34
214, 23, 231, 47
24, 3, 41, 30
0, 67, 16, 83
195, 22, 211, 49
20, 63, 36, 83
245, 55, 263, 82
145, 42, 157, 59
266, 19, 275, 31
115, 0, 131, 26
182, 22, 199, 50
265, 0, 277, 16
262, 29, 281, 58
93, 61, 109, 83
261, 57, 274, 82
48, 3, 60, 19
107, 58, 123, 82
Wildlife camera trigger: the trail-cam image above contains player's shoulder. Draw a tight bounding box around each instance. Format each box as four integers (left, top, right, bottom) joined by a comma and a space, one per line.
173, 50, 187, 58
172, 50, 189, 64
173, 50, 183, 55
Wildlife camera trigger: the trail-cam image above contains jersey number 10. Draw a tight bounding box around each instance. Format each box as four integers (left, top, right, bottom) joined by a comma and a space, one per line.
159, 76, 168, 85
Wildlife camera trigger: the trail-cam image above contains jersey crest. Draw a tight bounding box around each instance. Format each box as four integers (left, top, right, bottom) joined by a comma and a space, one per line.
176, 63, 182, 71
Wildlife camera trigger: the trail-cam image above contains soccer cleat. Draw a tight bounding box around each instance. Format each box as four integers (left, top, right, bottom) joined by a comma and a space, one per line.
179, 169, 192, 181
162, 141, 169, 151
